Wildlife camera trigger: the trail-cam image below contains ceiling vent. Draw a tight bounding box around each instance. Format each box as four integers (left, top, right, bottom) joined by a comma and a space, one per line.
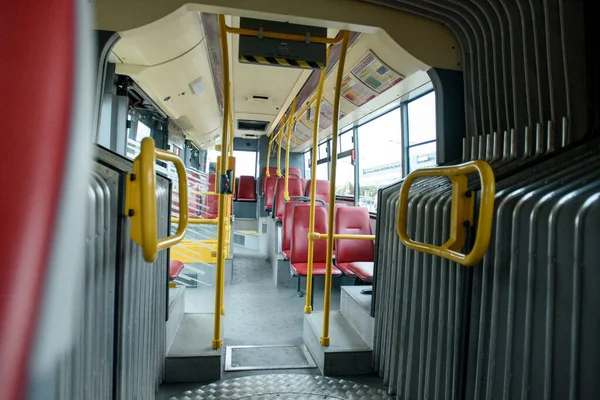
245, 95, 270, 104
237, 119, 270, 132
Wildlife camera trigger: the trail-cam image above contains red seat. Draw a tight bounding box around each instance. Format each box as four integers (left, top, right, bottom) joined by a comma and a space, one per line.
290, 205, 342, 277
169, 260, 185, 280
273, 177, 303, 221
288, 167, 303, 178
282, 200, 309, 259
237, 175, 256, 202
335, 206, 374, 278
261, 167, 279, 195
264, 175, 278, 210
201, 174, 219, 219
347, 261, 374, 281
305, 179, 330, 204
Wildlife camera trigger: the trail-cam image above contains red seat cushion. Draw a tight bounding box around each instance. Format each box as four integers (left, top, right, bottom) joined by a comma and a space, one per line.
282, 249, 291, 259
291, 263, 342, 277
346, 261, 374, 281
169, 260, 185, 280
305, 179, 330, 204
237, 175, 256, 202
274, 177, 303, 221
334, 261, 355, 276
335, 206, 374, 265
264, 176, 278, 209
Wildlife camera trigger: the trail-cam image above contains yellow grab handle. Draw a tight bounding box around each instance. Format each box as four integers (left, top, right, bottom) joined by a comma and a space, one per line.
397, 160, 495, 266
126, 137, 189, 263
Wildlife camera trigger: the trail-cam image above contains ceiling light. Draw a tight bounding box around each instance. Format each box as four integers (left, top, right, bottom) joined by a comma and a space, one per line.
189, 77, 204, 95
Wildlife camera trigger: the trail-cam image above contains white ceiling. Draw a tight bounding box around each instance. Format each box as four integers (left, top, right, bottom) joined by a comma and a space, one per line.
111, 10, 429, 150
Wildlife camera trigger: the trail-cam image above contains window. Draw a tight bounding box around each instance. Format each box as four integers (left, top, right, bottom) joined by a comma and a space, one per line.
338, 130, 353, 153
304, 151, 311, 178
232, 150, 257, 177
357, 108, 402, 213
335, 156, 354, 196
318, 142, 328, 160
136, 121, 151, 141
407, 92, 436, 172
316, 162, 328, 180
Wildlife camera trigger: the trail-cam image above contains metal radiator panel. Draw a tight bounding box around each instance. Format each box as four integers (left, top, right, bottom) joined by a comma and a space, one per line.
373, 143, 600, 398
54, 147, 170, 400
55, 168, 118, 400
115, 176, 169, 400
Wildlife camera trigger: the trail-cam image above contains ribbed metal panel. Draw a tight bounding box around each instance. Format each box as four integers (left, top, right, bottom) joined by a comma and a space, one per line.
115, 182, 168, 400
55, 170, 117, 400
54, 148, 170, 399
466, 144, 600, 400
373, 131, 600, 398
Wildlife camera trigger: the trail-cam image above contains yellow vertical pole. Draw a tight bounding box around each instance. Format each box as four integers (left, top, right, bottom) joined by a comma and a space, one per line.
228, 109, 234, 156
304, 47, 330, 314
213, 14, 230, 350
321, 31, 349, 346
266, 140, 272, 177
222, 107, 233, 316
276, 116, 284, 177
284, 98, 297, 201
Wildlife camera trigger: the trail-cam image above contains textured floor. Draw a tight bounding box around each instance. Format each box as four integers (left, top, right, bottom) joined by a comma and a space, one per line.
163, 374, 393, 399
183, 251, 341, 345
157, 248, 375, 399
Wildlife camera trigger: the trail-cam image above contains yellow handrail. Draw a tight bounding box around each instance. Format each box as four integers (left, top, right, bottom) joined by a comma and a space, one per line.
284, 98, 297, 200
276, 116, 284, 177
213, 14, 231, 350
172, 217, 218, 225
309, 233, 375, 241
265, 140, 272, 177
126, 137, 189, 263
321, 30, 350, 347
396, 160, 496, 266
224, 24, 342, 45
304, 47, 330, 315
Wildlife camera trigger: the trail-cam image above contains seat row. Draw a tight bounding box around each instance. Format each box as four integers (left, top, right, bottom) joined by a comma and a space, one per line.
200, 174, 257, 218
284, 203, 374, 285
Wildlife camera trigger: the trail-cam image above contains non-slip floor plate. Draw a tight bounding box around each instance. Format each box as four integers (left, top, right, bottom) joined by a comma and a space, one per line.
167, 374, 393, 399
224, 345, 316, 371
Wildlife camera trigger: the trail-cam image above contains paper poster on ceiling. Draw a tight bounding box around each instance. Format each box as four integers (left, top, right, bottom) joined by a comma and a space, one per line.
340, 74, 377, 107
309, 99, 346, 130
351, 50, 404, 94
295, 120, 312, 140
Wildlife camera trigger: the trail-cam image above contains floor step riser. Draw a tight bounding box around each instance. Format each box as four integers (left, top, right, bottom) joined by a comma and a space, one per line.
340, 287, 375, 348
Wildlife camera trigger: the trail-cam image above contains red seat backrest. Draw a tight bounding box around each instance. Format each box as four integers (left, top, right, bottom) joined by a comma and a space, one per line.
262, 167, 279, 194
237, 175, 256, 201
305, 179, 330, 204
335, 207, 374, 264
283, 201, 299, 253
288, 167, 303, 178
264, 175, 278, 209
291, 205, 328, 264
202, 174, 219, 218
274, 177, 303, 221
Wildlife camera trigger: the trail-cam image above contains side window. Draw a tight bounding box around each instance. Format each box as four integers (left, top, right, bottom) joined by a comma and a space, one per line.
407, 92, 436, 172
357, 108, 402, 213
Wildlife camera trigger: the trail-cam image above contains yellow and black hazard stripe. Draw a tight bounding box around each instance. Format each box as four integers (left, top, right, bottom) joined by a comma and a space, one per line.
240, 55, 325, 70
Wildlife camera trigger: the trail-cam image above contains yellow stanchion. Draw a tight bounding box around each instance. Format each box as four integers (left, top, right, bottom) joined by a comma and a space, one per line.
321, 31, 350, 347
304, 46, 331, 315
284, 98, 297, 200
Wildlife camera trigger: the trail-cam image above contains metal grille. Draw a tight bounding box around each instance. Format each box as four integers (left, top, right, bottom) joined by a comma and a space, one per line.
53, 149, 170, 399
55, 170, 117, 400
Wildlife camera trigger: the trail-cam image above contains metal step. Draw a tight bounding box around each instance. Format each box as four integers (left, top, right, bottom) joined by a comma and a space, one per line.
166, 288, 186, 354
164, 313, 222, 383
340, 286, 374, 348
303, 311, 372, 376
